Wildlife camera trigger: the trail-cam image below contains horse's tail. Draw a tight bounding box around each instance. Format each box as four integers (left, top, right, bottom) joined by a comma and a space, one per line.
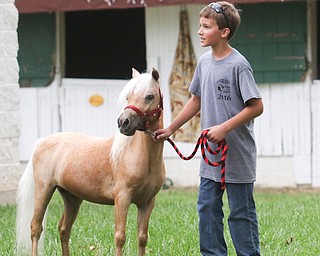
16, 141, 47, 255
16, 158, 35, 254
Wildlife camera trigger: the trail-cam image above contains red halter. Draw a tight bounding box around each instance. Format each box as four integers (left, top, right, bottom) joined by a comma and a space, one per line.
124, 88, 163, 131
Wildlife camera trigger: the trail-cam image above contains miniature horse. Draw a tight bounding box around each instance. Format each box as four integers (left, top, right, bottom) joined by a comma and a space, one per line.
16, 68, 165, 256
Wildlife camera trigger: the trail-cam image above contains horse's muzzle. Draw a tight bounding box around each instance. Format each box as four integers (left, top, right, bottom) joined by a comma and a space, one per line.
117, 112, 144, 136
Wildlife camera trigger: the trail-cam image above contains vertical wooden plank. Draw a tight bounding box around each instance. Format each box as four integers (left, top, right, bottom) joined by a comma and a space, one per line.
312, 81, 320, 186
255, 84, 273, 155
19, 89, 39, 160
269, 84, 283, 155
290, 81, 312, 184
293, 81, 311, 156
281, 83, 294, 155
37, 84, 59, 138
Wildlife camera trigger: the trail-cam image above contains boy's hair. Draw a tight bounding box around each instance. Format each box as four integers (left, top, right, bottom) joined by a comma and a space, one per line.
200, 1, 241, 40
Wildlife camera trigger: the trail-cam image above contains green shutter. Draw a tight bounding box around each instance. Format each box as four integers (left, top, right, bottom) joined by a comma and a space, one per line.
18, 13, 56, 87
232, 2, 307, 83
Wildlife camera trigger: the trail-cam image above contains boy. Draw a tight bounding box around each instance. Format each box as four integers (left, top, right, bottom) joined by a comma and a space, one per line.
155, 2, 263, 255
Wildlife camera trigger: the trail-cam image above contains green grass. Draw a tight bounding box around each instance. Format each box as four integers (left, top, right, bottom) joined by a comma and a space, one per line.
1, 188, 320, 255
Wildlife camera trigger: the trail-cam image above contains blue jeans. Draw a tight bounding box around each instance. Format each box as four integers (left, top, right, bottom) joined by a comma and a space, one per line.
197, 177, 260, 256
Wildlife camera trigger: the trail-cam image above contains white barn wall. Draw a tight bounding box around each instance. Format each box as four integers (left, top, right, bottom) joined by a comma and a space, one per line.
255, 81, 312, 186
312, 80, 320, 187
59, 78, 125, 137
19, 78, 60, 160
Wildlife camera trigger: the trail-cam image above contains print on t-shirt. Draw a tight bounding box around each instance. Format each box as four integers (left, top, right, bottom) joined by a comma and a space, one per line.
217, 79, 231, 101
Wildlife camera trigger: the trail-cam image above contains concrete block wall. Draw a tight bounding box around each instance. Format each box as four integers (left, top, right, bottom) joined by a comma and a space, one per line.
0, 1, 21, 205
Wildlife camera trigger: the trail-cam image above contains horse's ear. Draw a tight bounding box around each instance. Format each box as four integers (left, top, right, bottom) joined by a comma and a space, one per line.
152, 68, 159, 81
132, 68, 140, 78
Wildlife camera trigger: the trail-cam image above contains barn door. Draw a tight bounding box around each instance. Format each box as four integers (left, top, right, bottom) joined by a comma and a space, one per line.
59, 79, 126, 137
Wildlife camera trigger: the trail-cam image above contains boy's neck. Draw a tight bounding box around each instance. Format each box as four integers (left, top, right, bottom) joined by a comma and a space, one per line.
211, 43, 233, 61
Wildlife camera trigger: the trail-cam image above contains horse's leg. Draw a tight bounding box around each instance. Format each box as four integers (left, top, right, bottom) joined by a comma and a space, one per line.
137, 197, 156, 256
58, 188, 83, 256
31, 184, 56, 256
114, 192, 131, 256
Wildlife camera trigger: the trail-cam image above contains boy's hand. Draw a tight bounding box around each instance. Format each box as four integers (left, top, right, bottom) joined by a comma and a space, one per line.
206, 125, 227, 144
154, 128, 173, 142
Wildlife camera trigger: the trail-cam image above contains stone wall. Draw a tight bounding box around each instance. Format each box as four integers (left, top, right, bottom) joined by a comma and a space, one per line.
0, 1, 21, 205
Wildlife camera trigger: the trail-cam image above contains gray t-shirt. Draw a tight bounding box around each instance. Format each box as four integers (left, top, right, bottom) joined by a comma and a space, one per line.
189, 48, 262, 183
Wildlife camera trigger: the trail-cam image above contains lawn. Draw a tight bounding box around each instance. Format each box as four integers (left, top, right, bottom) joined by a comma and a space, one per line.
1, 188, 320, 255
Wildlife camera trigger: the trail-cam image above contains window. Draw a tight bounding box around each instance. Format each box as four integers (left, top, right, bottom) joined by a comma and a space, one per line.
65, 8, 146, 79
18, 13, 56, 87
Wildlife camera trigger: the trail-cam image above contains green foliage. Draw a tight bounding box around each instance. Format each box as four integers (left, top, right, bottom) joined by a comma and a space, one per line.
1, 189, 320, 255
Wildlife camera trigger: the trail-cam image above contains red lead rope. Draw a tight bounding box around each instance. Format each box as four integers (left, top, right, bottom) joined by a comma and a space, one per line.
166, 130, 228, 190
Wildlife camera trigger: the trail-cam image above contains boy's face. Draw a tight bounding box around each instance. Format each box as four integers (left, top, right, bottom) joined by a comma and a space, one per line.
198, 17, 227, 48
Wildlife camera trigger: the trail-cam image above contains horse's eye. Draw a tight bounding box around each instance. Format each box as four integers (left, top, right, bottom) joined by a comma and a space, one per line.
146, 94, 154, 101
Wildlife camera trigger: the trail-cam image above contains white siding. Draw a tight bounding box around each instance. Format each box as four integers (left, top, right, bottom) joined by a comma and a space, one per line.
255, 82, 312, 156
312, 81, 320, 187
19, 79, 60, 160
60, 79, 125, 137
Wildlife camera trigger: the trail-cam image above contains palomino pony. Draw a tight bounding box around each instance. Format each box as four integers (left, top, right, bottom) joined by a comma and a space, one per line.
16, 68, 165, 256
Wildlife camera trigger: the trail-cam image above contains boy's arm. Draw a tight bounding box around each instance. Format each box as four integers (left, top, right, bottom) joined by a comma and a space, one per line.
155, 95, 201, 140
207, 98, 263, 143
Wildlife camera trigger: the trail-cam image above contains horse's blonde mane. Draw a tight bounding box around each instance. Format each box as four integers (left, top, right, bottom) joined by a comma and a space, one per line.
110, 131, 133, 169
110, 72, 156, 167
117, 73, 154, 108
